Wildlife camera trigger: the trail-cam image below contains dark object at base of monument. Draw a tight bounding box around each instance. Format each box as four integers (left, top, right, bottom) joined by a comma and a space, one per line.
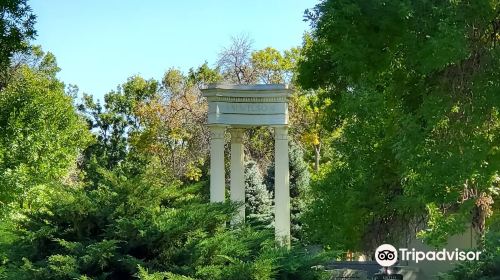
372, 273, 403, 280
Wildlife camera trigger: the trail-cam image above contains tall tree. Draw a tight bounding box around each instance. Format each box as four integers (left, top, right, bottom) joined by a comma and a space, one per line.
0, 0, 36, 89
77, 76, 158, 185
217, 34, 257, 84
0, 48, 90, 208
188, 62, 222, 89
244, 160, 273, 228
134, 67, 212, 182
251, 47, 299, 84
299, 0, 500, 250
289, 89, 331, 172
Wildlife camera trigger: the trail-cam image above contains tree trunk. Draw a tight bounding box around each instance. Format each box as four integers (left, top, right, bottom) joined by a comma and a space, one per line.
314, 144, 321, 172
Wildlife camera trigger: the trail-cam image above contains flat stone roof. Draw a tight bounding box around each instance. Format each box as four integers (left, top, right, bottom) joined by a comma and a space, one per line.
204, 83, 289, 90
202, 84, 291, 99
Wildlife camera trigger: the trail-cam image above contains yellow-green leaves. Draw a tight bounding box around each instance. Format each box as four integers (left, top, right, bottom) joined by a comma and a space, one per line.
0, 62, 91, 208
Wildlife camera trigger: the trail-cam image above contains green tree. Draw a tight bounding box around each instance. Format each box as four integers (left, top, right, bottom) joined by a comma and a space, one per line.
251, 47, 299, 84
289, 88, 332, 172
79, 65, 218, 185
244, 160, 273, 228
299, 0, 500, 251
0, 49, 90, 208
188, 62, 222, 89
0, 0, 37, 89
77, 75, 158, 185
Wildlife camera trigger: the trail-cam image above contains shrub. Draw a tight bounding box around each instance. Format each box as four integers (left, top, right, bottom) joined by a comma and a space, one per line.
439, 218, 500, 280
1, 168, 329, 280
245, 160, 273, 228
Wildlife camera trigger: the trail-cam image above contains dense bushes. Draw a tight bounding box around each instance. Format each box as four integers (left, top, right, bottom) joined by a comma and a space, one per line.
439, 218, 500, 280
0, 166, 329, 279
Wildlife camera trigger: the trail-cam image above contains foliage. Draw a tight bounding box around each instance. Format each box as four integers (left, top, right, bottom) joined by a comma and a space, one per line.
217, 34, 299, 85
439, 217, 500, 280
244, 127, 276, 173
300, 87, 425, 253
0, 12, 335, 276
245, 160, 273, 228
288, 87, 332, 172
251, 47, 299, 84
77, 75, 158, 185
287, 142, 311, 242
78, 65, 217, 184
134, 67, 213, 182
0, 166, 329, 280
299, 0, 500, 250
187, 62, 222, 89
0, 0, 36, 89
0, 50, 90, 208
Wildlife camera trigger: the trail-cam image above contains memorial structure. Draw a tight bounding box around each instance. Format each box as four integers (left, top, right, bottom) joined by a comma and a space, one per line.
202, 84, 292, 246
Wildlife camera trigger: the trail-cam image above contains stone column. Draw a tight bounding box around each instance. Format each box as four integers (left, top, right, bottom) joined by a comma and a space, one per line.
230, 128, 245, 224
209, 125, 226, 202
274, 126, 290, 246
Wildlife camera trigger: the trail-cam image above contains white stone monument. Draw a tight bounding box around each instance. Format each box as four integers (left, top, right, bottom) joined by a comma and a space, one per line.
202, 84, 292, 246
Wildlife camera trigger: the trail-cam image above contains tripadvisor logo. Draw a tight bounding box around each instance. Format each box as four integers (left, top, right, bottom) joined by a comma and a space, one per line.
375, 244, 482, 266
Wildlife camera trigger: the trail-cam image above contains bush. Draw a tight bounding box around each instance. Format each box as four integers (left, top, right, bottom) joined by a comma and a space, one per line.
0, 167, 329, 280
245, 160, 273, 228
439, 218, 500, 280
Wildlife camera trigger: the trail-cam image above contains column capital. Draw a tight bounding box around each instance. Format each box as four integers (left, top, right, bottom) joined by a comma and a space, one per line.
209, 125, 226, 139
229, 128, 245, 144
273, 126, 288, 141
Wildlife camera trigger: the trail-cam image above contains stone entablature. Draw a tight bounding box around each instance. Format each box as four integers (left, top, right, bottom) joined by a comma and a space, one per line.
203, 84, 290, 126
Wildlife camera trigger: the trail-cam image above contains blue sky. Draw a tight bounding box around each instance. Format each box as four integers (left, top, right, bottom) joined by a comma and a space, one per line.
31, 0, 318, 101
